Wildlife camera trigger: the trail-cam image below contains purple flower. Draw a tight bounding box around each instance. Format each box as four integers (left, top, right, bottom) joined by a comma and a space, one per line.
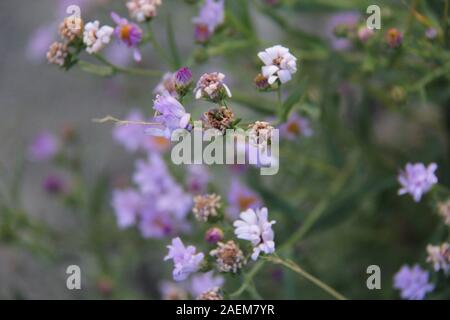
326, 11, 360, 51
26, 24, 56, 63
139, 208, 174, 239
185, 165, 210, 194
227, 178, 263, 220
159, 281, 188, 300
193, 0, 225, 42
279, 113, 313, 141
146, 92, 191, 138
205, 227, 224, 244
386, 28, 403, 48
394, 265, 434, 300
42, 174, 67, 195
111, 12, 143, 62
398, 163, 438, 202
111, 188, 143, 229
27, 131, 60, 162
189, 271, 224, 297
133, 154, 176, 195
113, 110, 170, 153
154, 72, 177, 97
164, 237, 205, 281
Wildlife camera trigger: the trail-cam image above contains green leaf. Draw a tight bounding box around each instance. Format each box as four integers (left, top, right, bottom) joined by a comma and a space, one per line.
281, 78, 308, 122
79, 61, 114, 77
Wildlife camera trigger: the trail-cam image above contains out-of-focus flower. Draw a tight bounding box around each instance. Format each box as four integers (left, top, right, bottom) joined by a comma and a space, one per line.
174, 67, 193, 97
46, 41, 69, 67
111, 188, 143, 228
425, 28, 438, 40
112, 110, 170, 153
326, 12, 360, 51
258, 45, 297, 85
205, 227, 224, 244
398, 163, 438, 202
385, 28, 403, 48
83, 21, 114, 54
27, 24, 56, 63
393, 265, 434, 300
227, 179, 263, 219
193, 0, 225, 43
126, 0, 162, 22
164, 237, 205, 281
279, 113, 313, 141
186, 165, 209, 194
96, 277, 114, 297
189, 271, 224, 297
197, 288, 223, 300
42, 174, 67, 195
357, 26, 374, 43
194, 72, 232, 102
133, 154, 176, 195
154, 72, 177, 97
27, 131, 60, 162
202, 106, 235, 133
234, 207, 276, 260
426, 243, 450, 274
111, 12, 143, 61
146, 92, 192, 138
139, 207, 174, 238
438, 199, 450, 225
193, 193, 222, 222
160, 281, 188, 300
59, 16, 84, 43
210, 240, 246, 273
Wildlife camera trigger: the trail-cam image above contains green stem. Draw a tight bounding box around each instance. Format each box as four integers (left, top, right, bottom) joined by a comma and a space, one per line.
146, 22, 173, 68
229, 260, 265, 298
264, 255, 348, 300
93, 54, 162, 77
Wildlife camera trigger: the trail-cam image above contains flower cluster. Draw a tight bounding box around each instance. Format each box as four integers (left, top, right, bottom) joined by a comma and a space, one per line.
193, 0, 225, 43
398, 163, 438, 202
394, 265, 434, 300
126, 0, 162, 22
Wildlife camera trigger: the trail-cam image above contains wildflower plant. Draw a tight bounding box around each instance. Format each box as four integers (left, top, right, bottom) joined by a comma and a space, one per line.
5, 0, 450, 300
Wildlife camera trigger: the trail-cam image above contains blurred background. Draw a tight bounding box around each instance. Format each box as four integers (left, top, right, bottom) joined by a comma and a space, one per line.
0, 0, 449, 299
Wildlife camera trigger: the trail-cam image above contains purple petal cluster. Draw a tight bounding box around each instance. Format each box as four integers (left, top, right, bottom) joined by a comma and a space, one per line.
398, 163, 438, 202
164, 237, 205, 281
394, 265, 434, 300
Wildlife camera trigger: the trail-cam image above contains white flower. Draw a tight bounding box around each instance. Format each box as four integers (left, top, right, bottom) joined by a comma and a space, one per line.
127, 0, 162, 22
83, 21, 114, 54
233, 207, 276, 260
257, 45, 297, 85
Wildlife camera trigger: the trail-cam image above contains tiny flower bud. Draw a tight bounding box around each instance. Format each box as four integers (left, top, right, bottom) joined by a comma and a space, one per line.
205, 227, 224, 244
358, 26, 374, 43
175, 67, 193, 97
425, 28, 438, 40
59, 17, 84, 43
42, 174, 66, 195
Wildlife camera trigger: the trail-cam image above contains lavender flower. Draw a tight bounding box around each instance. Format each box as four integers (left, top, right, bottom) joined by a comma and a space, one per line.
326, 12, 360, 51
426, 243, 450, 274
193, 0, 225, 43
189, 271, 224, 297
139, 207, 174, 238
174, 67, 193, 97
279, 113, 313, 141
227, 178, 263, 219
425, 28, 438, 40
111, 188, 144, 229
164, 237, 205, 281
357, 26, 374, 43
27, 131, 59, 162
154, 72, 177, 97
133, 154, 176, 195
205, 227, 224, 244
111, 12, 143, 62
146, 92, 192, 138
258, 45, 297, 85
398, 163, 438, 202
233, 207, 276, 260
112, 110, 170, 153
393, 265, 434, 300
159, 281, 188, 300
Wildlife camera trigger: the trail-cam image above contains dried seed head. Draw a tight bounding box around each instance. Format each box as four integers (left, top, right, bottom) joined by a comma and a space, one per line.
254, 73, 270, 90
426, 243, 450, 273
194, 72, 232, 102
197, 288, 223, 300
46, 42, 69, 67
202, 106, 235, 133
193, 194, 221, 222
210, 240, 246, 273
59, 17, 84, 43
126, 0, 162, 22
